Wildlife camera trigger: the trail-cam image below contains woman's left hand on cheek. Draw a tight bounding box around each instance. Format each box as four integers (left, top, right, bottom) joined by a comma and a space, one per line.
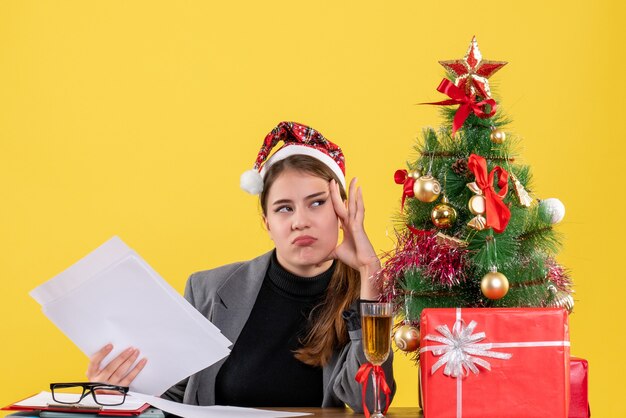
327, 178, 381, 275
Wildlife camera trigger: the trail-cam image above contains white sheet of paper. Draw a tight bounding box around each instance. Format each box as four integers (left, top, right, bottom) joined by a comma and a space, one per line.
29, 237, 231, 396
128, 392, 312, 418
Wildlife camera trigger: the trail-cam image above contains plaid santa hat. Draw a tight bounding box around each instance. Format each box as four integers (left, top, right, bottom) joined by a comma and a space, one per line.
240, 121, 346, 194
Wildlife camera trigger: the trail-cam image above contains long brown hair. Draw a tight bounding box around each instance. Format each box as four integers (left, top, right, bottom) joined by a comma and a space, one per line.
260, 155, 361, 367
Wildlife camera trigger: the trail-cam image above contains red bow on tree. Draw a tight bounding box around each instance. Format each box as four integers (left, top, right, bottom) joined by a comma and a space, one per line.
355, 363, 391, 418
394, 169, 415, 211
424, 79, 498, 135
467, 154, 511, 233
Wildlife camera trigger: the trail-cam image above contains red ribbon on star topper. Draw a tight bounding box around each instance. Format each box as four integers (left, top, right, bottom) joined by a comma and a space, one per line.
424, 79, 498, 135
394, 169, 415, 211
467, 154, 511, 233
355, 363, 391, 418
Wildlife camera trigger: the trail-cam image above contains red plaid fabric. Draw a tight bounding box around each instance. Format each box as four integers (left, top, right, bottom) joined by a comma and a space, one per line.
253, 122, 345, 175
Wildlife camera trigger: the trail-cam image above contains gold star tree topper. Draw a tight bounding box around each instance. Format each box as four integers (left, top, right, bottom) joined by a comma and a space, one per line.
439, 36, 507, 99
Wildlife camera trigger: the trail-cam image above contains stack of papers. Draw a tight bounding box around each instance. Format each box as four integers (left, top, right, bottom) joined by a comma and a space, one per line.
30, 237, 231, 396
7, 392, 311, 418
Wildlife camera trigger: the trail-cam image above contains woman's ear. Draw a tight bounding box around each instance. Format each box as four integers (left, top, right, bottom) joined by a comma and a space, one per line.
263, 216, 275, 242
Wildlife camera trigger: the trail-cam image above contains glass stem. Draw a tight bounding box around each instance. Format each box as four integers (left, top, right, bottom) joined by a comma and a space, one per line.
372, 369, 381, 415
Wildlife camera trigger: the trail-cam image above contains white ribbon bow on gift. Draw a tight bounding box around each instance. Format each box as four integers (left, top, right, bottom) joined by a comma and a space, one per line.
421, 319, 512, 377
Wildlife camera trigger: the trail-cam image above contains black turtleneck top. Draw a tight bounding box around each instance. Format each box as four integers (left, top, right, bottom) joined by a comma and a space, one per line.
214, 252, 335, 407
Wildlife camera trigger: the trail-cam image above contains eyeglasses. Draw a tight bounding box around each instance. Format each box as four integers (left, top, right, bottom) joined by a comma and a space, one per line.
50, 382, 129, 406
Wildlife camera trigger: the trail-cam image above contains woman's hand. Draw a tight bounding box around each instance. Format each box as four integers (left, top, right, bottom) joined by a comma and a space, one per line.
328, 178, 381, 299
86, 344, 147, 387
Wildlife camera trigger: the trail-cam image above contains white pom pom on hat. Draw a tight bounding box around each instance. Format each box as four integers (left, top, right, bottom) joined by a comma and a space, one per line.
240, 121, 346, 195
240, 169, 264, 195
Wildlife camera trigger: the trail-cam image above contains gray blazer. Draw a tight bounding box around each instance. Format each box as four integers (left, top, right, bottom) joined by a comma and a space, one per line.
163, 251, 395, 412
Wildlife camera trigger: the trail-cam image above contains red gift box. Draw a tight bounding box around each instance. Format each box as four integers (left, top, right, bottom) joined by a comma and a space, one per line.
569, 357, 590, 418
419, 308, 570, 418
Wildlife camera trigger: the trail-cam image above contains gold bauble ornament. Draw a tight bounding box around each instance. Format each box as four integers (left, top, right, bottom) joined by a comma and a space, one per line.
490, 128, 506, 144
408, 169, 422, 179
547, 285, 575, 314
413, 175, 441, 203
481, 270, 509, 300
431, 196, 457, 229
394, 324, 421, 352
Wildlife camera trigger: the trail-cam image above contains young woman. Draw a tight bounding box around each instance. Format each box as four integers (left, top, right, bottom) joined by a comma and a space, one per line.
86, 122, 395, 411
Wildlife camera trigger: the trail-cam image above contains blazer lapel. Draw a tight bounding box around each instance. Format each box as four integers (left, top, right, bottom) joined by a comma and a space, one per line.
212, 250, 272, 345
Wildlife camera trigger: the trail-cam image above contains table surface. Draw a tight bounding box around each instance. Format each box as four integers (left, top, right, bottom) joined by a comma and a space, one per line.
266, 407, 423, 417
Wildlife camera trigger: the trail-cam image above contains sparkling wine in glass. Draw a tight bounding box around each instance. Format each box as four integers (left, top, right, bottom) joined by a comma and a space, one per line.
361, 302, 393, 418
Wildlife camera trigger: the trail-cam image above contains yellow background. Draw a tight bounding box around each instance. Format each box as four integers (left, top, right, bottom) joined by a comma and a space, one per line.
1, 1, 624, 416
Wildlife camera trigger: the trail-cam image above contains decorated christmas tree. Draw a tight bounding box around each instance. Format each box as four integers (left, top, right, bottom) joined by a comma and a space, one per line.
380, 37, 573, 354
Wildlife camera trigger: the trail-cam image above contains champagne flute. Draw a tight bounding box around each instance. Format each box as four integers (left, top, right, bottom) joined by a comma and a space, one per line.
361, 302, 393, 418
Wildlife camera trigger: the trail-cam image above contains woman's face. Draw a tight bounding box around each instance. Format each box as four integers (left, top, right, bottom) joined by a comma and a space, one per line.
263, 169, 340, 277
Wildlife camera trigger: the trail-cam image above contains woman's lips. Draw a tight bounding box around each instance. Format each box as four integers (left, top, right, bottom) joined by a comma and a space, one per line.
293, 236, 317, 246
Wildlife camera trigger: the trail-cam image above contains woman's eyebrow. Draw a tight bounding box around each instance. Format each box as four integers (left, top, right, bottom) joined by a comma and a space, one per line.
272, 191, 328, 206
305, 191, 328, 200
272, 198, 293, 206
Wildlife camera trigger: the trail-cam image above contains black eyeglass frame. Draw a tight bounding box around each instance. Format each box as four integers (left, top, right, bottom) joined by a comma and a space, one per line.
50, 382, 129, 406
